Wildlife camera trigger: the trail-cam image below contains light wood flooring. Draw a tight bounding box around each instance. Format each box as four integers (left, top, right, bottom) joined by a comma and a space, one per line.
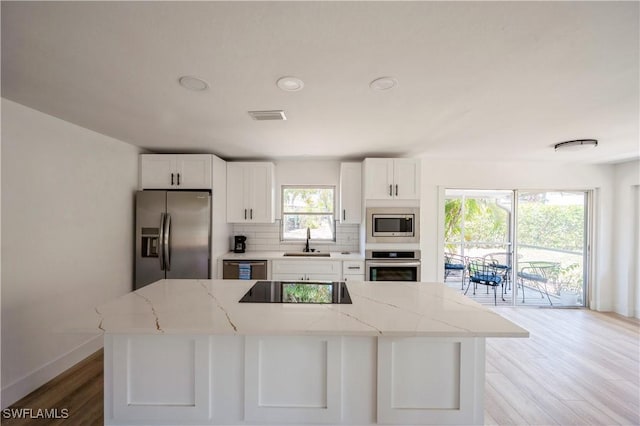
3, 309, 639, 425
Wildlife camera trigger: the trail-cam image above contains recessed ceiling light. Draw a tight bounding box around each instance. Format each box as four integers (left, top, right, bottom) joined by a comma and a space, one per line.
554, 139, 598, 151
178, 75, 209, 91
370, 76, 398, 91
276, 76, 304, 92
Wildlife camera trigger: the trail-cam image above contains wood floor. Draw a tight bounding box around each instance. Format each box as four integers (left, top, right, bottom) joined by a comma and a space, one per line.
2, 349, 103, 425
3, 309, 638, 425
485, 308, 640, 425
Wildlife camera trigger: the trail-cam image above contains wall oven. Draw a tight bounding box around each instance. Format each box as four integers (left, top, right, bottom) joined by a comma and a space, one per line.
365, 207, 419, 244
365, 250, 421, 282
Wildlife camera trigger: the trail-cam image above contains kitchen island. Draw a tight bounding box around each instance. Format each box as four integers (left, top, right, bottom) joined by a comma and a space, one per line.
95, 279, 528, 425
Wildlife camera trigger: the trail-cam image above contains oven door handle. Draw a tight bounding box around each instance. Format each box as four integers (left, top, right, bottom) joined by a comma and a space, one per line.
367, 261, 421, 268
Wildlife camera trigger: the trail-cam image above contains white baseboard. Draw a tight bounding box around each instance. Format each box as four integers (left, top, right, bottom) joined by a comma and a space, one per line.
1, 334, 103, 409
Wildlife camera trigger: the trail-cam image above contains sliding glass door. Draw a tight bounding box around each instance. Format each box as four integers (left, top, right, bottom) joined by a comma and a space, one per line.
444, 189, 590, 307
515, 191, 589, 307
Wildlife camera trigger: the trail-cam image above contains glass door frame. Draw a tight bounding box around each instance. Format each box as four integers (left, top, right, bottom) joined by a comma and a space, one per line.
441, 187, 593, 308
512, 189, 592, 308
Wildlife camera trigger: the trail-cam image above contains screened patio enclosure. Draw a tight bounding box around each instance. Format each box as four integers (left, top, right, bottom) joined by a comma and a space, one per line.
444, 189, 590, 307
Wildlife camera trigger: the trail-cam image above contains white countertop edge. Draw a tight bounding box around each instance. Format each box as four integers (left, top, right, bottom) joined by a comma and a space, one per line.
220, 251, 365, 261
99, 329, 529, 338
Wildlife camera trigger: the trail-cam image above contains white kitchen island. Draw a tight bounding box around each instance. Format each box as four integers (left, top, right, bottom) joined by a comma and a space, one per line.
94, 279, 528, 426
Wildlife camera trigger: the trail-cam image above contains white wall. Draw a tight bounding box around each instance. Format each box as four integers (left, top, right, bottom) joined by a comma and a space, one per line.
419, 158, 616, 312
1, 99, 140, 407
611, 160, 640, 317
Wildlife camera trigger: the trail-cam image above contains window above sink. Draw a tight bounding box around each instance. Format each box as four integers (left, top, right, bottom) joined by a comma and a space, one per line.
281, 186, 336, 242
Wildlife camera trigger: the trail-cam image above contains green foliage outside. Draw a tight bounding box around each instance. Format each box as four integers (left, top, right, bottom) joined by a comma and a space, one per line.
283, 188, 333, 213
282, 187, 335, 240
517, 204, 584, 251
444, 198, 509, 251
282, 283, 332, 303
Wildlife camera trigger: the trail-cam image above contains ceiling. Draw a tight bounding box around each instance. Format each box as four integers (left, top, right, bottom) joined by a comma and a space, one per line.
2, 1, 638, 163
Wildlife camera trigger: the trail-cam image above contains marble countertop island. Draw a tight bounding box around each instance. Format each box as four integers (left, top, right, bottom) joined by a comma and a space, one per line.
93, 279, 528, 337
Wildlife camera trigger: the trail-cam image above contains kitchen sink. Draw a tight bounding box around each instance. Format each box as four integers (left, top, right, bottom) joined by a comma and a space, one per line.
283, 252, 331, 257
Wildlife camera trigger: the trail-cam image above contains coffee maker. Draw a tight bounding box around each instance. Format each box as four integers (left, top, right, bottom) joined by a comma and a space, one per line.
234, 235, 247, 253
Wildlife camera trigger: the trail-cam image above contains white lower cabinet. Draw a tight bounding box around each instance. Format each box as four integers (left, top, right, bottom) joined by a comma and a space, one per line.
105, 334, 485, 425
271, 260, 341, 281
343, 260, 365, 282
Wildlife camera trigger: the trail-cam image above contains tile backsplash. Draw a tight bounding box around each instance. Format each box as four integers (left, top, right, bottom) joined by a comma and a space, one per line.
231, 221, 360, 253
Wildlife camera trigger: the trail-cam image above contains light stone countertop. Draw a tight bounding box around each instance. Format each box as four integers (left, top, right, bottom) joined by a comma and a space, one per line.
90, 279, 529, 338
220, 251, 365, 261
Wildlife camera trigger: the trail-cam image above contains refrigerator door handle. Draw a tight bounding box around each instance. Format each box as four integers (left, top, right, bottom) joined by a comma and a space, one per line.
158, 213, 166, 271
163, 213, 172, 271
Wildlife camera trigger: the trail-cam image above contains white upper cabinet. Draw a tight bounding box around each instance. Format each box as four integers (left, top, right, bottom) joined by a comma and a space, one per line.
363, 158, 420, 200
226, 162, 275, 223
339, 162, 362, 224
140, 154, 212, 189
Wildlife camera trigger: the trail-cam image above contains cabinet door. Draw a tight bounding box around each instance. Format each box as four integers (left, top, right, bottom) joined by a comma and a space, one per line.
226, 163, 248, 223
140, 155, 177, 189
176, 155, 212, 189
306, 273, 342, 282
272, 272, 307, 281
343, 274, 365, 283
247, 163, 275, 223
393, 159, 421, 200
339, 163, 362, 224
363, 159, 394, 200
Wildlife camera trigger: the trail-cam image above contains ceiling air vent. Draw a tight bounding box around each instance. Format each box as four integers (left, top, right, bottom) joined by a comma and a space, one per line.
248, 110, 287, 121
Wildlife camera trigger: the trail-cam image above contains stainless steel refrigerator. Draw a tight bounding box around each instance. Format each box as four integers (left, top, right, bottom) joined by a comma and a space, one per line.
135, 191, 211, 289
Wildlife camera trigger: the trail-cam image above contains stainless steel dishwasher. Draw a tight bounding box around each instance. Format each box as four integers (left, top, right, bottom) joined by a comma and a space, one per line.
222, 260, 268, 280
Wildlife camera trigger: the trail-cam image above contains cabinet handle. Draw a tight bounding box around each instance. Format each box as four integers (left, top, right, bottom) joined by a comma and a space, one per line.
244, 209, 247, 220
250, 209, 253, 220
171, 173, 174, 185
389, 184, 392, 196
177, 173, 181, 186
395, 184, 398, 196
343, 209, 346, 221
347, 266, 360, 270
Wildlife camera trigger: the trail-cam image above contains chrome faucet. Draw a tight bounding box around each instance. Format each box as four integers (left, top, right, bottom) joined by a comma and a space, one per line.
304, 227, 311, 252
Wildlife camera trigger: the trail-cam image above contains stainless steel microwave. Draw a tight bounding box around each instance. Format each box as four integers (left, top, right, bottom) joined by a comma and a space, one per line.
366, 207, 420, 243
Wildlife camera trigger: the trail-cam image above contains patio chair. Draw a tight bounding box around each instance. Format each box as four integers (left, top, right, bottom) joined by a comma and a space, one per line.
444, 253, 467, 289
517, 261, 559, 306
483, 252, 513, 291
465, 258, 504, 305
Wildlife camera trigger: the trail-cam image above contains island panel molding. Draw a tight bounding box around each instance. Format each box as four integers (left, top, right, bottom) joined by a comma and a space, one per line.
244, 336, 343, 424
377, 337, 483, 425
107, 334, 211, 423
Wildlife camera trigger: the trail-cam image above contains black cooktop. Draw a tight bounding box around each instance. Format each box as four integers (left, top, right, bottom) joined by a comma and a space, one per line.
239, 280, 352, 304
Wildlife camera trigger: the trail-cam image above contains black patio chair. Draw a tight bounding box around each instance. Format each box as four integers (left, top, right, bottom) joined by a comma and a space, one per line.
483, 252, 513, 291
465, 258, 504, 305
444, 253, 467, 289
